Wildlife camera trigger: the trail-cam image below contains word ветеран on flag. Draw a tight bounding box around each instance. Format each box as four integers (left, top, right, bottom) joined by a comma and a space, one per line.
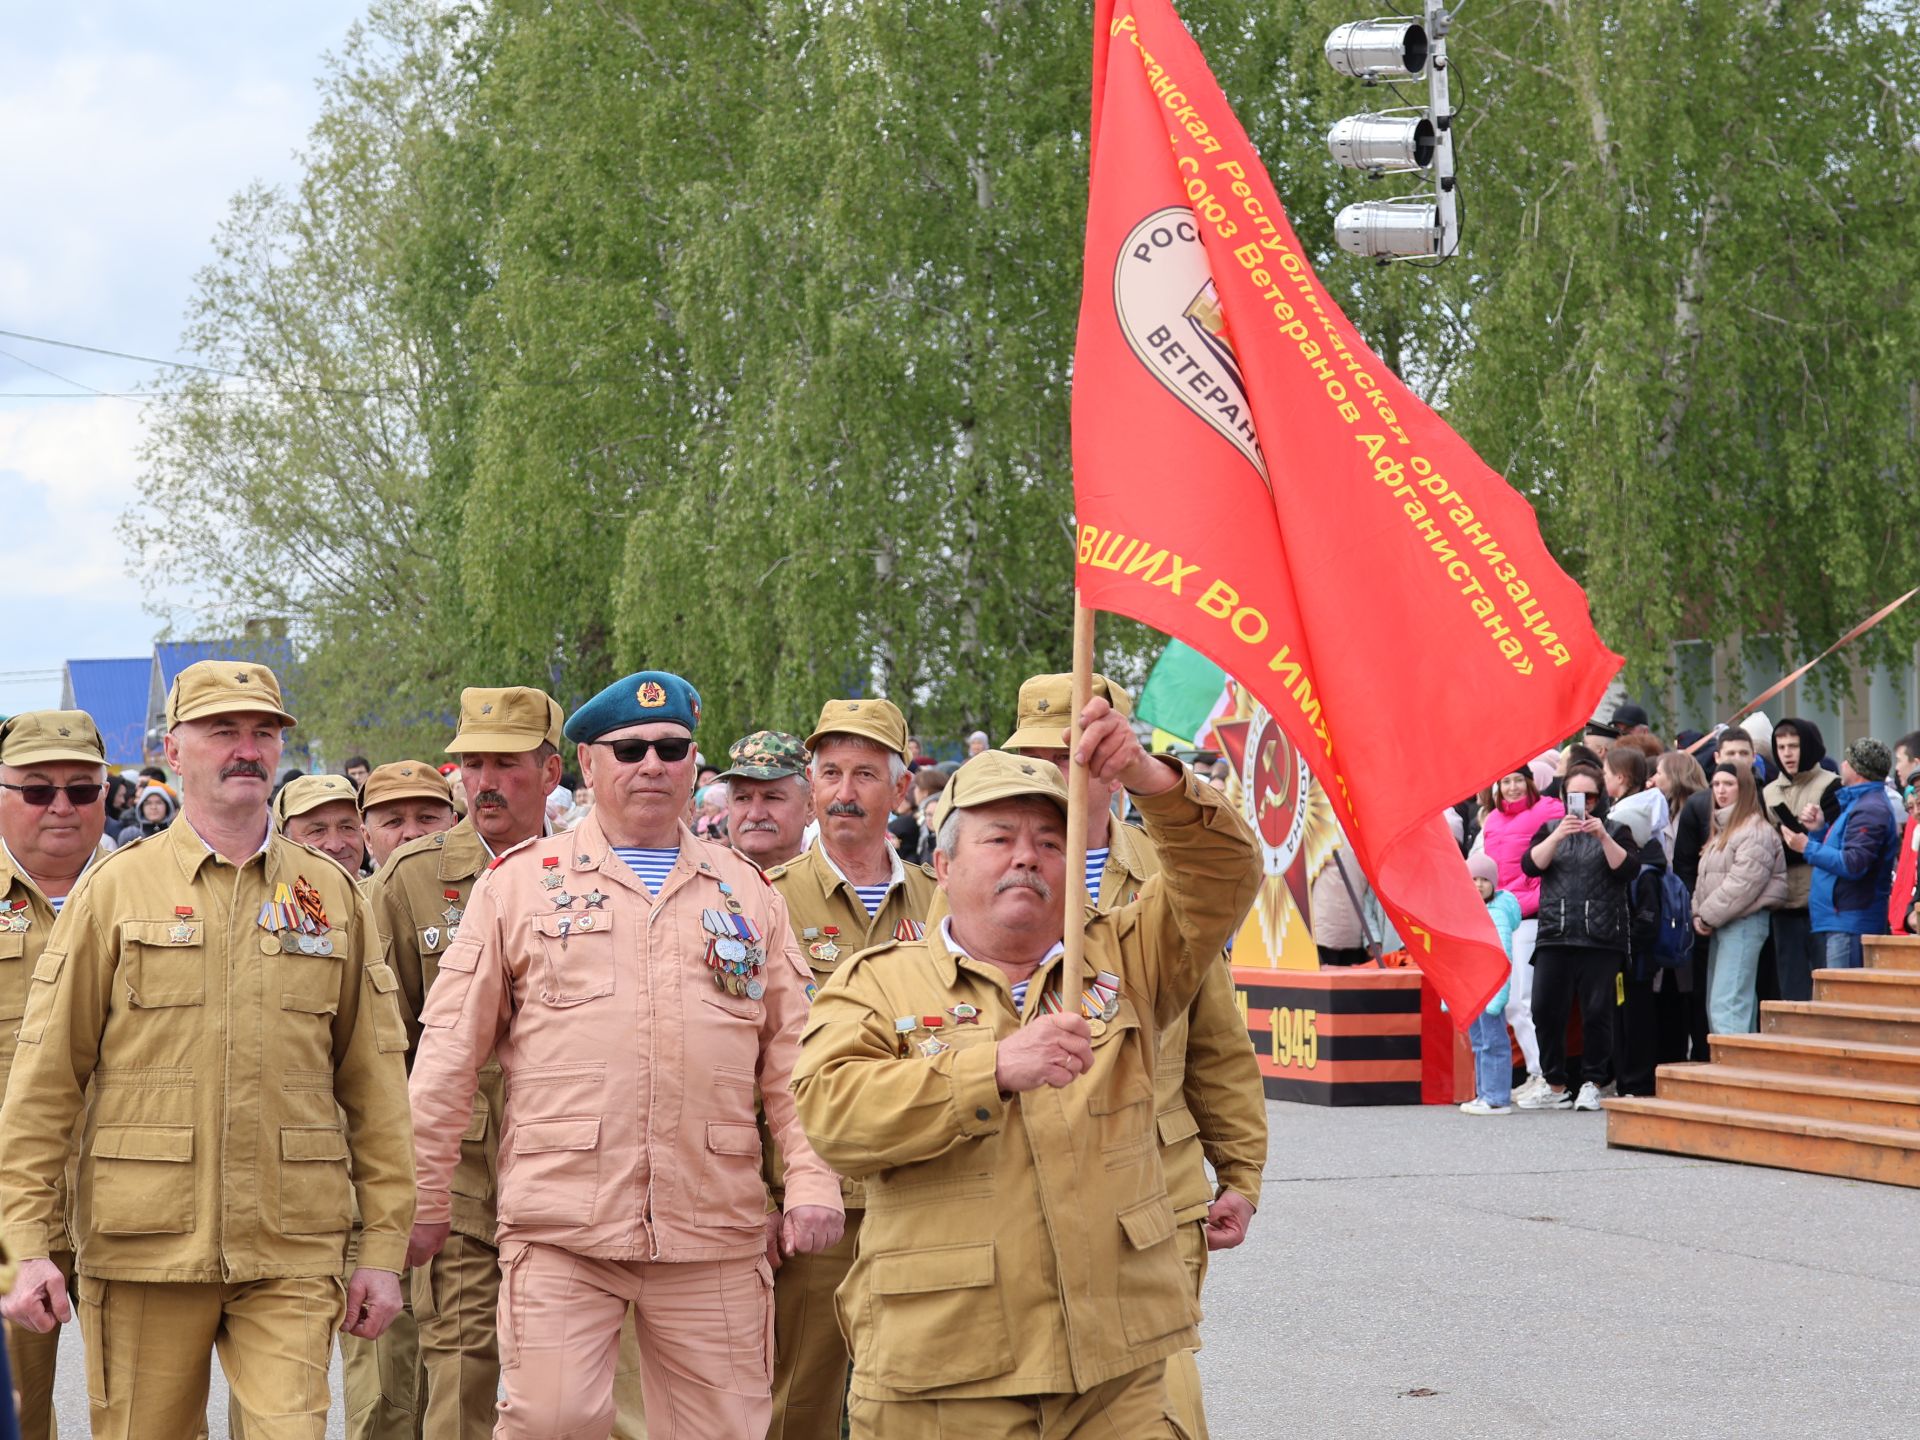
1071, 0, 1621, 1021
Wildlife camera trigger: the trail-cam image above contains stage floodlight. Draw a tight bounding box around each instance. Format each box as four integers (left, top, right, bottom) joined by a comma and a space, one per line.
1324, 19, 1429, 82
1327, 111, 1436, 172
1333, 198, 1441, 259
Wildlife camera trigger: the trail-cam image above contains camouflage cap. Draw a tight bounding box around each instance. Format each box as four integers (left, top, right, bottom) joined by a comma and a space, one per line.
1002, 673, 1135, 752
805, 697, 909, 763
274, 774, 358, 825
933, 749, 1069, 832
167, 660, 297, 730
717, 730, 810, 782
359, 760, 454, 813
0, 710, 108, 768
447, 686, 563, 754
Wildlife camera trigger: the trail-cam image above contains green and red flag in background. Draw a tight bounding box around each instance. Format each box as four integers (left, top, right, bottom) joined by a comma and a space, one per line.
1072, 0, 1621, 1021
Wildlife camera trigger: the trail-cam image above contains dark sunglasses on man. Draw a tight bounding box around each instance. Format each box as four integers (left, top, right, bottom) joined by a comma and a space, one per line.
1, 782, 105, 807
593, 737, 695, 765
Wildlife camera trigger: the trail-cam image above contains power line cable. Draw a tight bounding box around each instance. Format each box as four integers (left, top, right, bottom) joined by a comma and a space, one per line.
0, 347, 104, 396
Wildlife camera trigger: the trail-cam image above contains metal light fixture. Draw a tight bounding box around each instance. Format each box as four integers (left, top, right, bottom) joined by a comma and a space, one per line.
1327, 110, 1436, 173
1334, 198, 1441, 259
1323, 19, 1429, 82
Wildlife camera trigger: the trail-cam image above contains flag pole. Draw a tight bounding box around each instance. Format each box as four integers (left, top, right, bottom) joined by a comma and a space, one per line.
1064, 591, 1096, 1005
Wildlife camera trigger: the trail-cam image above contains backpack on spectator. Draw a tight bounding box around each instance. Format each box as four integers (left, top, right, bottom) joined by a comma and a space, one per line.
1632, 864, 1692, 971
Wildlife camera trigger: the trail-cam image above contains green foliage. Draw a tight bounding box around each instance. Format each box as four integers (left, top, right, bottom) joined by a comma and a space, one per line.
130, 0, 1920, 762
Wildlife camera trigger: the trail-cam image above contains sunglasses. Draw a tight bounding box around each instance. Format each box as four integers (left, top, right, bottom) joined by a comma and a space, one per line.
1, 782, 105, 807
594, 736, 695, 765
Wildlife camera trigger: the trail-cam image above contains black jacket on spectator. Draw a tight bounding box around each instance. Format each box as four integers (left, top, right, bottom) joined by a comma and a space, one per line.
1673, 789, 1713, 893
1523, 816, 1636, 950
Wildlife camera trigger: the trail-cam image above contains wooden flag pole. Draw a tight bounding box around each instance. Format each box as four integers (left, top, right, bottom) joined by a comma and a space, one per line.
1063, 592, 1097, 1005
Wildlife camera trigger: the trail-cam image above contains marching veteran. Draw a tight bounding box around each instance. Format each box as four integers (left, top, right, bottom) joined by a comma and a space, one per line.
406, 670, 843, 1440
760, 699, 938, 1440
0, 661, 415, 1440
0, 709, 114, 1440
275, 774, 367, 877
374, 686, 564, 1440
792, 698, 1262, 1439
1005, 673, 1266, 1439
359, 760, 459, 870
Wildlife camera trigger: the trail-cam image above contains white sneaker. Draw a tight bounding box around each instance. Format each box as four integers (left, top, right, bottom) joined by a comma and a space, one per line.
1460, 1097, 1512, 1116
1517, 1084, 1573, 1110
1513, 1073, 1549, 1103
1573, 1082, 1603, 1111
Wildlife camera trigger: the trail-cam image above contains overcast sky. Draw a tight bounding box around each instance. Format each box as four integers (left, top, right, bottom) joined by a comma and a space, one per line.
1, 3, 365, 714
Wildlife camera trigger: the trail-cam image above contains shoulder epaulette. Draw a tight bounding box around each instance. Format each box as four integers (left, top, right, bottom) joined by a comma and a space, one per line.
764, 862, 791, 881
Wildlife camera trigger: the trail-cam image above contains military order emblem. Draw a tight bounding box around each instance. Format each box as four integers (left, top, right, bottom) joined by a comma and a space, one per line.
637, 681, 668, 708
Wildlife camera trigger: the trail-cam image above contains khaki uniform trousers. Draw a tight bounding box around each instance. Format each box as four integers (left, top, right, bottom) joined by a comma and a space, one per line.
340, 1283, 422, 1440
413, 1234, 500, 1440
3, 1249, 73, 1440
769, 1211, 859, 1440
494, 1242, 773, 1440
1164, 1220, 1211, 1440
75, 1274, 344, 1440
847, 1360, 1188, 1439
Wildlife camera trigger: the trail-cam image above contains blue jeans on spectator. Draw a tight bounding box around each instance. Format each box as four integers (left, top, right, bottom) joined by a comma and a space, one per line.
1468, 1008, 1512, 1107
1707, 911, 1770, 1036
1822, 932, 1865, 969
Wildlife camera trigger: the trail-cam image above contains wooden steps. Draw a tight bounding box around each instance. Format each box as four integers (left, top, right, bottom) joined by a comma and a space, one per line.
1604, 935, 1920, 1187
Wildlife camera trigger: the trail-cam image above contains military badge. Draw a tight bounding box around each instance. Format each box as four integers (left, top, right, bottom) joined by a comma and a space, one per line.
638, 681, 668, 708
425, 926, 440, 950
893, 918, 926, 943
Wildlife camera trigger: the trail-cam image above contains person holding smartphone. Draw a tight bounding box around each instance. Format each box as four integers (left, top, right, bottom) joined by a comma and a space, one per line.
1518, 764, 1636, 1111
1761, 719, 1840, 1000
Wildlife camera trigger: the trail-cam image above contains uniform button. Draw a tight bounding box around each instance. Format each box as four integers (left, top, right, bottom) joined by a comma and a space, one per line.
974, 1106, 991, 1121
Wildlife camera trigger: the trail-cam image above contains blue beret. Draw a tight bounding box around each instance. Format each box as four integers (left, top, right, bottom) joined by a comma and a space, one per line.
565, 671, 702, 742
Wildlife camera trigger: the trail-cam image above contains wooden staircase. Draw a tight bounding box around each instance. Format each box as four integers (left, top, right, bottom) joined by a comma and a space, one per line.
1605, 935, 1920, 1186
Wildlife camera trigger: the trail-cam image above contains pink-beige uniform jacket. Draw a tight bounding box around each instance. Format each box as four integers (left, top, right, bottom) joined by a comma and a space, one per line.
409, 810, 842, 1263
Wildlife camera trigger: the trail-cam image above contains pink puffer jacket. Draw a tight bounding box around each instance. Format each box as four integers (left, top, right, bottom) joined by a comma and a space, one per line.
1481, 795, 1566, 918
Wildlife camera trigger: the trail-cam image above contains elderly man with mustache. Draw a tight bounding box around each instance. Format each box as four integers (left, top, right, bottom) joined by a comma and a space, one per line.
365, 685, 564, 1440
793, 700, 1262, 1439
0, 661, 415, 1439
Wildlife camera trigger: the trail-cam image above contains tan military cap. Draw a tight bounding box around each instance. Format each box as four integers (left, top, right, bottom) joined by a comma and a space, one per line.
446, 686, 563, 754
0, 710, 108, 767
274, 774, 358, 825
167, 660, 297, 729
805, 697, 909, 762
934, 749, 1069, 832
1002, 674, 1134, 752
359, 760, 453, 812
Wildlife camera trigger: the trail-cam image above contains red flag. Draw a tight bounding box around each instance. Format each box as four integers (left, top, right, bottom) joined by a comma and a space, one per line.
1073, 0, 1621, 1022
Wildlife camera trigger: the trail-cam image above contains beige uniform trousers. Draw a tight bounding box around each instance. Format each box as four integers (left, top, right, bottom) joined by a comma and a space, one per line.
340, 1286, 422, 1440
494, 1242, 772, 1440
3, 1249, 72, 1440
769, 1212, 860, 1440
412, 1233, 499, 1440
1163, 1220, 1212, 1440
846, 1359, 1188, 1439
76, 1274, 343, 1440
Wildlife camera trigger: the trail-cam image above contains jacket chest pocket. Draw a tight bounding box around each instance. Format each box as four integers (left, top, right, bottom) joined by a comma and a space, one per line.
120, 921, 205, 1009
532, 913, 615, 1007
1085, 1005, 1154, 1167
279, 942, 344, 1017
0, 931, 26, 1023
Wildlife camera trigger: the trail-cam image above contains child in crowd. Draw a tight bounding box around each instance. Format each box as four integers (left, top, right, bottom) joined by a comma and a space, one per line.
1462, 852, 1521, 1115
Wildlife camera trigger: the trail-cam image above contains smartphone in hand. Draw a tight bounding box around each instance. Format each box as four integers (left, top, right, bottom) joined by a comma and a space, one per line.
1568, 792, 1588, 821
1772, 803, 1805, 834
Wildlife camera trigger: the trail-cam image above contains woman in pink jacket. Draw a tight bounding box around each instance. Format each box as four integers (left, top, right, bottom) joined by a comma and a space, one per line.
1478, 760, 1565, 1103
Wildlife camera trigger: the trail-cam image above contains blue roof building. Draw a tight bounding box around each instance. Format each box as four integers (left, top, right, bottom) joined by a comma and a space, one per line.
60, 658, 152, 766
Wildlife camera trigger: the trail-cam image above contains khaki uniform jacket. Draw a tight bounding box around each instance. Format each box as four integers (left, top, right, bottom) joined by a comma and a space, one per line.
763, 839, 937, 1208
366, 819, 506, 1244
792, 772, 1260, 1401
0, 819, 416, 1281
1097, 824, 1266, 1222
0, 841, 109, 1255
409, 811, 842, 1263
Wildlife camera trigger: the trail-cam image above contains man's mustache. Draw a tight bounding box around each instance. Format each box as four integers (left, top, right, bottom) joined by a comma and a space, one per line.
473, 789, 508, 808
825, 801, 866, 819
738, 820, 780, 833
995, 870, 1053, 901
222, 761, 269, 781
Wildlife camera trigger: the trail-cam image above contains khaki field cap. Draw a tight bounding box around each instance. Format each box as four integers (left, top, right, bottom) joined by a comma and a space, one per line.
935, 749, 1070, 832
0, 710, 108, 767
447, 686, 563, 753
805, 698, 909, 762
359, 760, 454, 812
166, 659, 297, 729
1002, 673, 1134, 752
274, 774, 357, 825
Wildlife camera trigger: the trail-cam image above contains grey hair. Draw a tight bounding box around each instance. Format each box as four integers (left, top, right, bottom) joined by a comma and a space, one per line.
934, 806, 964, 857
807, 736, 908, 787
724, 773, 810, 804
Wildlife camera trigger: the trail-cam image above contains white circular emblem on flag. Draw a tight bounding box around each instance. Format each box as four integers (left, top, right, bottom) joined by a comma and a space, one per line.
1113, 206, 1269, 486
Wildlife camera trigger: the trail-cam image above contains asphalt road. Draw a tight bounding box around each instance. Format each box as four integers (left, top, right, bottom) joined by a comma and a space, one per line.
40, 1100, 1917, 1437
